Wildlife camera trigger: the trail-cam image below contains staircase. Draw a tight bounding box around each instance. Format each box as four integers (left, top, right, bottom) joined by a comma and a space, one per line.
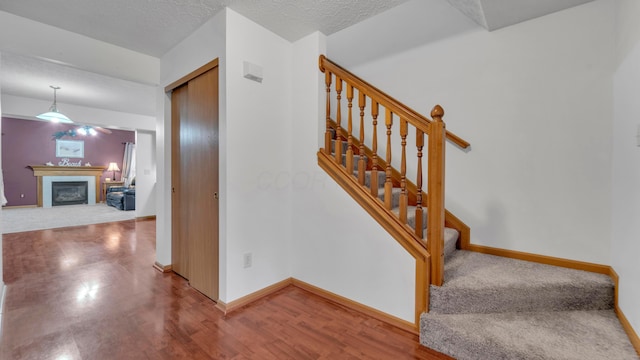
328, 126, 461, 258
422, 250, 638, 359
326, 129, 638, 360
317, 55, 639, 359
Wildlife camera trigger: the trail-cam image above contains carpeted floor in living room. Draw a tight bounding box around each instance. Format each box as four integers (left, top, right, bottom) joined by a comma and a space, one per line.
1, 203, 135, 234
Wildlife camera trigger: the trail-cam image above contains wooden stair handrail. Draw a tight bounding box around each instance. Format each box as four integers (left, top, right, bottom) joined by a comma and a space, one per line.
319, 55, 470, 149
317, 55, 472, 329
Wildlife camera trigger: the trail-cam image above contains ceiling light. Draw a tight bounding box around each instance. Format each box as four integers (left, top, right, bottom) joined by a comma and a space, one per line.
37, 85, 73, 123
77, 126, 98, 136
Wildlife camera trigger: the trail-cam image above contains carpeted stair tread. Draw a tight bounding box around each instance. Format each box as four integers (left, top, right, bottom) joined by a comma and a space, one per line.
430, 250, 614, 314
340, 154, 368, 168
392, 205, 428, 230
420, 310, 639, 360
353, 170, 386, 188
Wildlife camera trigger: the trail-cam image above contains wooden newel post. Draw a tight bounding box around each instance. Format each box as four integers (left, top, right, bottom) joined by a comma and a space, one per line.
427, 104, 446, 286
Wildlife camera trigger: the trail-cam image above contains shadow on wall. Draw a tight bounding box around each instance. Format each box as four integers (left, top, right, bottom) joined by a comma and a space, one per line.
327, 0, 479, 68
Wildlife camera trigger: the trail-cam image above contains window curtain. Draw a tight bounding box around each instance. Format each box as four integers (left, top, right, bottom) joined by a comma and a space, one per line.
122, 142, 136, 188
1, 169, 7, 206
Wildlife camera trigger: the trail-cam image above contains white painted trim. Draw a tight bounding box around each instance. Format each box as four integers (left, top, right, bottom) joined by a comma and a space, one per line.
0, 283, 6, 336
0, 283, 5, 314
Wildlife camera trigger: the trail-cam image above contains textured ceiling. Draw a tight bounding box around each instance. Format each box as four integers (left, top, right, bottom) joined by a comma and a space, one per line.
445, 0, 595, 30
0, 0, 600, 121
228, 0, 409, 45
0, 0, 229, 57
1, 53, 156, 116
0, 0, 409, 57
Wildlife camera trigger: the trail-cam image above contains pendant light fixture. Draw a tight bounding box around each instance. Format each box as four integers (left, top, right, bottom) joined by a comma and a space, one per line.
36, 85, 73, 123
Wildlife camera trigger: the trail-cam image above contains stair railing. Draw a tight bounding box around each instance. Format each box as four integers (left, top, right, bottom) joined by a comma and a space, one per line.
319, 55, 469, 290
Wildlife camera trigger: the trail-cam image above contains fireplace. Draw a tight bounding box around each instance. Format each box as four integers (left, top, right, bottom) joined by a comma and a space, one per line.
29, 166, 105, 208
51, 181, 89, 206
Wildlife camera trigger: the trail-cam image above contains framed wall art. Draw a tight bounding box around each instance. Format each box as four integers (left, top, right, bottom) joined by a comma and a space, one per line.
56, 139, 84, 158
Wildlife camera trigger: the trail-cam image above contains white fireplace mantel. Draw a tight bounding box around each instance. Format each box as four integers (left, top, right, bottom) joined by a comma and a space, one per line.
29, 165, 107, 207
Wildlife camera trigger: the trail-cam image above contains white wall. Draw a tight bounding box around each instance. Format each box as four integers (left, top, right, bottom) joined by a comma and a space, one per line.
223, 9, 293, 302
327, 0, 616, 265
327, 0, 477, 69
135, 130, 156, 217
290, 32, 416, 322
159, 9, 296, 303
612, 0, 640, 339
0, 51, 5, 317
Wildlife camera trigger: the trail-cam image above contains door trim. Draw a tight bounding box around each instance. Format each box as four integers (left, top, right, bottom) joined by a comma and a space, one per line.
165, 58, 219, 93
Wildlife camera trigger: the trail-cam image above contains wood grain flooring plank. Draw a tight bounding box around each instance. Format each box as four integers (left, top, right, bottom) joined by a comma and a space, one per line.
1, 219, 451, 359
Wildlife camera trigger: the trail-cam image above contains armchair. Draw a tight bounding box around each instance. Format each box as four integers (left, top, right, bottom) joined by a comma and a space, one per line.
106, 186, 135, 211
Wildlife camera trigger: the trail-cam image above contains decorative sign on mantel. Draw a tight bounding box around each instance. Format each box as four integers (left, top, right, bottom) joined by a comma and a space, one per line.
58, 158, 82, 166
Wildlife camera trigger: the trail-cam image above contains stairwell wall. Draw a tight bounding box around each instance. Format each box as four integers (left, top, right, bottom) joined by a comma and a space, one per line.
290, 32, 416, 323
327, 0, 616, 265
612, 0, 640, 338
223, 8, 293, 302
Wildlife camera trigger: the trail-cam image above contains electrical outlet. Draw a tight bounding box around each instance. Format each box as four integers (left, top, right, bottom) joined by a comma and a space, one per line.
243, 253, 252, 268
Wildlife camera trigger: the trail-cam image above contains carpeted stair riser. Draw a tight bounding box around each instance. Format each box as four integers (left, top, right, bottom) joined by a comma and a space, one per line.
442, 229, 458, 259
330, 139, 350, 154
429, 250, 614, 315
376, 187, 401, 209
420, 310, 639, 360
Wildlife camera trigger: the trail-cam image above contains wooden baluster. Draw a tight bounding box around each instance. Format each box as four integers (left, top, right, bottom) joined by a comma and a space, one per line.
399, 118, 408, 224
358, 91, 366, 185
324, 72, 332, 155
334, 77, 343, 165
427, 105, 446, 287
415, 129, 424, 239
370, 101, 380, 197
346, 84, 354, 174
384, 109, 393, 210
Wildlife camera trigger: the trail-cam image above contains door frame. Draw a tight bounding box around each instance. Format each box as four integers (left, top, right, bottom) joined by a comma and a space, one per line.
166, 58, 220, 299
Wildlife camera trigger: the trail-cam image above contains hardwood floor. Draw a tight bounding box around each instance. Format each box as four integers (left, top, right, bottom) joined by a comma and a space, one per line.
1, 220, 451, 359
